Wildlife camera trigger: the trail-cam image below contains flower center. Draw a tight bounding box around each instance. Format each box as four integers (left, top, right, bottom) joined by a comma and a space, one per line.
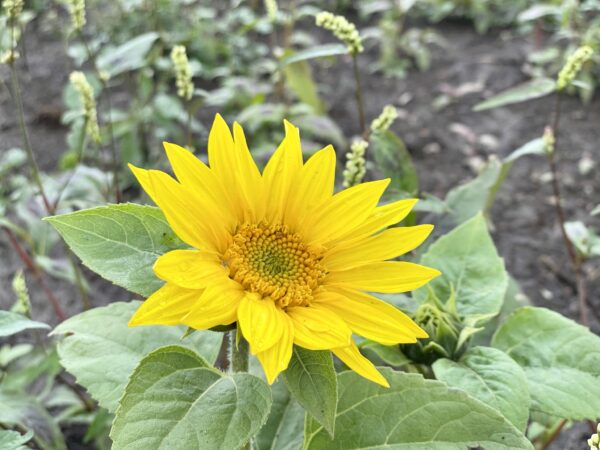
224, 223, 326, 308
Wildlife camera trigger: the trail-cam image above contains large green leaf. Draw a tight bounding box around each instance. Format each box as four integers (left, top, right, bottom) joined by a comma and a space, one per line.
97, 32, 159, 78
433, 346, 530, 431
492, 306, 600, 420
111, 346, 272, 450
371, 130, 418, 196
415, 214, 508, 316
303, 368, 532, 449
0, 392, 65, 450
0, 310, 49, 337
51, 301, 222, 413
46, 204, 185, 296
256, 381, 304, 450
283, 347, 337, 436
473, 78, 556, 111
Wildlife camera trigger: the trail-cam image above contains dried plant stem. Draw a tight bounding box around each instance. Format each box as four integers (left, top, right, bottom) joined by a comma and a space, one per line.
351, 53, 367, 137
4, 228, 66, 321
547, 93, 588, 326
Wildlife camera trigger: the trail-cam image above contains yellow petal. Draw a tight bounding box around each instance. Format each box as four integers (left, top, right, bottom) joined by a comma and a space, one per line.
163, 141, 236, 229
256, 311, 294, 384
325, 261, 441, 293
128, 164, 227, 253
232, 122, 266, 222
263, 120, 303, 223
180, 280, 244, 329
153, 249, 228, 289
323, 224, 434, 271
129, 283, 201, 327
332, 341, 389, 387
315, 288, 427, 344
207, 113, 236, 180
284, 145, 336, 231
237, 294, 285, 354
287, 305, 351, 350
301, 179, 390, 246
332, 198, 418, 245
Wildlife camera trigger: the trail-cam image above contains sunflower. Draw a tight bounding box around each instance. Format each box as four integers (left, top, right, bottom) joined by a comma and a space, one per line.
128, 114, 440, 387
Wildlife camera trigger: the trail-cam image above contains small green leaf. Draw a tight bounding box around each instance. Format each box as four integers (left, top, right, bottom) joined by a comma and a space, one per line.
303, 368, 532, 450
0, 392, 66, 450
281, 44, 348, 66
0, 429, 33, 450
371, 130, 418, 196
283, 60, 324, 114
0, 311, 49, 337
97, 32, 159, 78
361, 341, 410, 367
415, 214, 508, 316
283, 347, 337, 436
433, 346, 530, 431
110, 346, 272, 450
51, 301, 222, 412
473, 78, 556, 111
493, 306, 600, 420
46, 204, 185, 296
256, 381, 305, 450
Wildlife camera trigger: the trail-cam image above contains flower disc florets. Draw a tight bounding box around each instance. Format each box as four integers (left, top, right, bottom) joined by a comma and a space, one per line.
224, 223, 326, 308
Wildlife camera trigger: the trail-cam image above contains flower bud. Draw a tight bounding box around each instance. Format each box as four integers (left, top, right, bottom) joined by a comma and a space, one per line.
371, 105, 399, 133
316, 11, 363, 55
343, 138, 368, 188
170, 45, 194, 101
557, 45, 594, 91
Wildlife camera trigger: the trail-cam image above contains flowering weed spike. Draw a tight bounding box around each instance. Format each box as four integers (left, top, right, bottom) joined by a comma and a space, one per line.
371, 105, 399, 133
589, 423, 600, 450
3, 0, 23, 19
557, 45, 594, 91
128, 116, 440, 386
316, 11, 363, 54
170, 45, 194, 101
11, 270, 30, 316
343, 138, 368, 188
264, 0, 278, 22
62, 0, 86, 32
69, 71, 101, 144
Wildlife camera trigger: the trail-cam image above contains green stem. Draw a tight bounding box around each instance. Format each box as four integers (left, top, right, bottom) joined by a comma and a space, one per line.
351, 53, 367, 137
186, 102, 193, 148
231, 330, 249, 373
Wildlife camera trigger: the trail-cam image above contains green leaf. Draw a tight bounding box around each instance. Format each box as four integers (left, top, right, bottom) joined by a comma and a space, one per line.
303, 368, 532, 450
283, 61, 324, 114
97, 32, 159, 78
46, 204, 185, 296
281, 44, 348, 65
51, 301, 222, 413
0, 392, 66, 450
0, 311, 49, 337
444, 158, 502, 226
473, 78, 556, 111
110, 346, 272, 450
415, 214, 508, 316
361, 341, 410, 367
0, 430, 33, 450
371, 130, 418, 196
433, 346, 530, 431
256, 381, 304, 450
492, 306, 600, 420
283, 347, 337, 436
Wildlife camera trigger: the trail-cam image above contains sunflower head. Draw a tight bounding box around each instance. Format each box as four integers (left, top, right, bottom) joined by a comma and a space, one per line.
128, 114, 440, 386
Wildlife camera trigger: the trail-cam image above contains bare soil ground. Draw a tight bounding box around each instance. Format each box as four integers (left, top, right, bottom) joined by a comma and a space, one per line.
0, 16, 598, 450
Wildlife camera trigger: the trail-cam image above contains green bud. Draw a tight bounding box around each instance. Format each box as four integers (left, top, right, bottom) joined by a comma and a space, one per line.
371, 105, 398, 133
343, 139, 368, 188
557, 45, 594, 91
70, 71, 101, 144
11, 270, 30, 317
171, 45, 194, 101
316, 11, 363, 54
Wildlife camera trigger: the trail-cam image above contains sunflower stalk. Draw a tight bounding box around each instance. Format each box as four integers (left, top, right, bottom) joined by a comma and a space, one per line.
231, 330, 249, 373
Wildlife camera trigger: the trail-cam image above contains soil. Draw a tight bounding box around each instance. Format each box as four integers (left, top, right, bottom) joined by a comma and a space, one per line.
0, 12, 598, 450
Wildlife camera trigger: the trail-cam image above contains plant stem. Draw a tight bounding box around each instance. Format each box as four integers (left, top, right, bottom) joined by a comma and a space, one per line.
230, 330, 250, 450
186, 102, 193, 148
231, 330, 249, 373
539, 418, 567, 450
80, 34, 122, 203
351, 53, 367, 137
546, 92, 588, 325
4, 228, 66, 321
8, 23, 52, 213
